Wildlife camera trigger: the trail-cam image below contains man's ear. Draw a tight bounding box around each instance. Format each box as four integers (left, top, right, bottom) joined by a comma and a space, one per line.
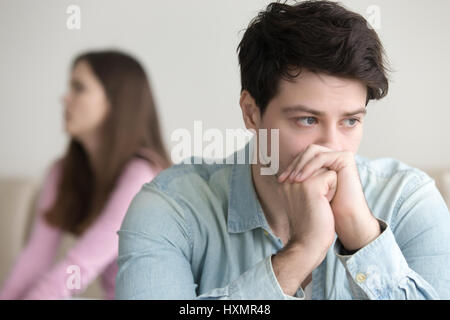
239, 90, 261, 130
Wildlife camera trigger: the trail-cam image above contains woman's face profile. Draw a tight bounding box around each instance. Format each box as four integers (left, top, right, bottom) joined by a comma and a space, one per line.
62, 60, 110, 140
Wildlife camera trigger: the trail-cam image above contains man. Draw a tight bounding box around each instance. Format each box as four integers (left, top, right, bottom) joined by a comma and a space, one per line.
115, 1, 450, 299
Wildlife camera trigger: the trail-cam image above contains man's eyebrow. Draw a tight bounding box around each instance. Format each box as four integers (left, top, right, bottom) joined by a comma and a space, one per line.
342, 108, 367, 116
281, 105, 367, 117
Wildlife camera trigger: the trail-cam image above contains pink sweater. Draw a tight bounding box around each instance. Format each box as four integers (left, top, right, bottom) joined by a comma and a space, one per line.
0, 157, 159, 300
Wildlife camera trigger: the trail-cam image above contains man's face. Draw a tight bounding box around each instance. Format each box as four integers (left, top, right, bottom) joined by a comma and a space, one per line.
260, 69, 368, 176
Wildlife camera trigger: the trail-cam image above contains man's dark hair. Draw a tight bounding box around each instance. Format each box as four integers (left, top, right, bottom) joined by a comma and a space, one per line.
237, 0, 390, 115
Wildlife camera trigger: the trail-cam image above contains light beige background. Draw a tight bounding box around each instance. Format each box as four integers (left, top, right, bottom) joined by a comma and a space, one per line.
1, 0, 449, 179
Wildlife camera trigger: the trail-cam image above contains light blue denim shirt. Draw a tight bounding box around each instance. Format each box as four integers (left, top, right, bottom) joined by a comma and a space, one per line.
116, 139, 450, 299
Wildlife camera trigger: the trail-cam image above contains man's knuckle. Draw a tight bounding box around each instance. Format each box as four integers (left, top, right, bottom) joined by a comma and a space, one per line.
315, 152, 325, 160
309, 144, 319, 152
344, 151, 353, 159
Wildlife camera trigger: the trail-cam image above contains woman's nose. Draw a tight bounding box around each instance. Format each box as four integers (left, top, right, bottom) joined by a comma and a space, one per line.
62, 93, 70, 106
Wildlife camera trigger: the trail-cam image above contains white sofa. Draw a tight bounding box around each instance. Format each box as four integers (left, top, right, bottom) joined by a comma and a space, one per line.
1, 167, 449, 299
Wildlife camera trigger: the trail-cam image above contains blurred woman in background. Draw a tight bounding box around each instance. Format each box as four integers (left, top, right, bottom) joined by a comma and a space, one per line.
0, 50, 171, 299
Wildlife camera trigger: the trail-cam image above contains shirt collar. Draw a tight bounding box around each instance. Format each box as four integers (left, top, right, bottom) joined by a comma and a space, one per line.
227, 137, 271, 234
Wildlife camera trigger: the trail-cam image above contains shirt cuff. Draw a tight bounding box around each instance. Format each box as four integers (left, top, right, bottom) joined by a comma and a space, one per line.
227, 255, 306, 300
333, 218, 410, 299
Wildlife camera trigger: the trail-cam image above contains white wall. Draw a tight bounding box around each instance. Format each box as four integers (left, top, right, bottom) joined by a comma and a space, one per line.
1, 0, 449, 179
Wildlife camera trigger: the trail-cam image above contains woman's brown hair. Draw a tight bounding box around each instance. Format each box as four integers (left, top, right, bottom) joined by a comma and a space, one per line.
44, 50, 171, 235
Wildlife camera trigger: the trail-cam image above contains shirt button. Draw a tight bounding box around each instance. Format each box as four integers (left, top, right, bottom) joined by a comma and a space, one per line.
356, 273, 367, 283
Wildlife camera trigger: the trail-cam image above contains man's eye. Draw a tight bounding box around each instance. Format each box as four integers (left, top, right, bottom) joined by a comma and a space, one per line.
297, 117, 317, 127
343, 118, 361, 127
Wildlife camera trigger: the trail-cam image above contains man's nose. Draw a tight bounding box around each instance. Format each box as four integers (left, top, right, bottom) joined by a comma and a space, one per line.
316, 126, 342, 151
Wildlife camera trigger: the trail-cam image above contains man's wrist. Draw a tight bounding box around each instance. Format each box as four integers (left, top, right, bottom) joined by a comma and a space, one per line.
271, 243, 321, 296
337, 215, 381, 251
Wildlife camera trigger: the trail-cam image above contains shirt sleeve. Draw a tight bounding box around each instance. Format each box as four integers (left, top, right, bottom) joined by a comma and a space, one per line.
20, 159, 158, 300
0, 161, 63, 300
116, 184, 306, 300
197, 256, 306, 300
334, 177, 450, 300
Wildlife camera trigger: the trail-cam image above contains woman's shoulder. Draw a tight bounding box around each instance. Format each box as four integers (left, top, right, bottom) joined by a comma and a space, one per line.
119, 156, 162, 185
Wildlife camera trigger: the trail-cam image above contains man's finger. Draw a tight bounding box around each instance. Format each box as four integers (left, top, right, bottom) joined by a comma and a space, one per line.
277, 152, 302, 182
288, 145, 331, 182
294, 152, 338, 182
